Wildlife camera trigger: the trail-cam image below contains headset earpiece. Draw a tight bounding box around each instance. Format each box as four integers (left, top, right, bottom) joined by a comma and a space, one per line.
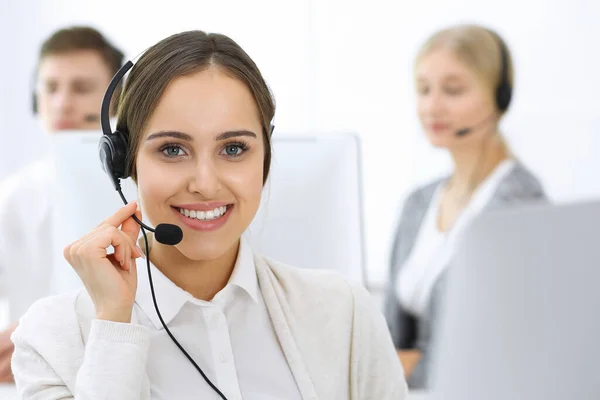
32, 92, 38, 114
99, 130, 130, 190
489, 29, 512, 113
496, 82, 512, 113
99, 60, 134, 190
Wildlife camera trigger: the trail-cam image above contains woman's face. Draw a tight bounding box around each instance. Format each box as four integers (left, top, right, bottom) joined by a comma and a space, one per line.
416, 48, 497, 149
135, 67, 265, 261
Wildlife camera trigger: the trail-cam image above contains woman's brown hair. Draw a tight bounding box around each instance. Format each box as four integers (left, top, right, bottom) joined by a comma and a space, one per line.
116, 30, 275, 183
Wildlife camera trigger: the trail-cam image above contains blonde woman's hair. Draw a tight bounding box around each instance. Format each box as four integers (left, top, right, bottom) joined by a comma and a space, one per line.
416, 24, 514, 115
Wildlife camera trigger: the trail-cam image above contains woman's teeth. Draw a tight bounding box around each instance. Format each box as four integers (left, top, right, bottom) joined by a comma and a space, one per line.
179, 206, 228, 221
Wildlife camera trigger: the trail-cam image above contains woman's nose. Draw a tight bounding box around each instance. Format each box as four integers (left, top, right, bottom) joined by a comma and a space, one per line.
421, 90, 446, 115
187, 159, 222, 198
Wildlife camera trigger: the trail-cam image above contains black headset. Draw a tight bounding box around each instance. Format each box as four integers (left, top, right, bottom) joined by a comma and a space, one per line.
98, 60, 133, 190
99, 58, 229, 399
99, 61, 274, 190
99, 50, 276, 399
488, 29, 512, 113
32, 74, 39, 114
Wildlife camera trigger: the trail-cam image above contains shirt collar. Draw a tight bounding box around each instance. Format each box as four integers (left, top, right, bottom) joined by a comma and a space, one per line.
225, 236, 260, 304
134, 237, 259, 330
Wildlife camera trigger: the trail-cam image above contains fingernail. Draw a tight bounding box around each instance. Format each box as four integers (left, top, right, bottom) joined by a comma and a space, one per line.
136, 245, 145, 258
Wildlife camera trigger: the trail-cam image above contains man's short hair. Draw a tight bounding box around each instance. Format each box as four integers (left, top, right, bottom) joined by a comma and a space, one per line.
39, 26, 124, 76
34, 26, 124, 114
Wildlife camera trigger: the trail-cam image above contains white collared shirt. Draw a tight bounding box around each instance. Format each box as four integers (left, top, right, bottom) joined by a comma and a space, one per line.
133, 237, 302, 400
11, 239, 408, 399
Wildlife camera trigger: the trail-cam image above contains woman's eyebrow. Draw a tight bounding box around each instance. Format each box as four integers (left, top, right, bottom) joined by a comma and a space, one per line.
146, 131, 193, 141
146, 130, 258, 142
215, 130, 257, 141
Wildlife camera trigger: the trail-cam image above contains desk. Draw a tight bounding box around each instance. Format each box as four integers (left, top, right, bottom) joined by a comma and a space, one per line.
0, 384, 17, 399
1, 384, 427, 399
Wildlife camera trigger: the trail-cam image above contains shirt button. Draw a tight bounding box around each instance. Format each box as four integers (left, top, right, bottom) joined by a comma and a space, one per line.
219, 352, 228, 363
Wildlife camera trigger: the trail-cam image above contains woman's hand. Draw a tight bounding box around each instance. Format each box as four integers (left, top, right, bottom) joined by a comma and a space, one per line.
0, 322, 17, 382
398, 349, 422, 377
64, 201, 144, 323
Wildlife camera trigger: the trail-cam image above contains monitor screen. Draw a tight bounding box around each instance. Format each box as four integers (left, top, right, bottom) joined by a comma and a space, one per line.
48, 131, 367, 290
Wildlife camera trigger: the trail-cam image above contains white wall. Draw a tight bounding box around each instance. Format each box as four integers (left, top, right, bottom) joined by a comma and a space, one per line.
1, 0, 599, 289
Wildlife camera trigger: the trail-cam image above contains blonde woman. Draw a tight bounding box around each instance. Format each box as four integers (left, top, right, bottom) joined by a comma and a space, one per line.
384, 24, 548, 389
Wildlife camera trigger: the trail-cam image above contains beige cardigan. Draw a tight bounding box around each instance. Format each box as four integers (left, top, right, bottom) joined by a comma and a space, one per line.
11, 252, 408, 399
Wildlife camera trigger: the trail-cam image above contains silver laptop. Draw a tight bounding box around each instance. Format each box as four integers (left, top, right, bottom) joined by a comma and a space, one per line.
428, 200, 600, 399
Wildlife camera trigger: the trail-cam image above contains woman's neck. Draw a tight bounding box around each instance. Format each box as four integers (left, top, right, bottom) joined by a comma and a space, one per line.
142, 236, 240, 301
448, 134, 511, 194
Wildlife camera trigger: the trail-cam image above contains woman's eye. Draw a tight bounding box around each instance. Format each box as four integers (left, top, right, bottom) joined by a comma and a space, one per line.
162, 145, 185, 157
222, 145, 244, 157
417, 86, 429, 95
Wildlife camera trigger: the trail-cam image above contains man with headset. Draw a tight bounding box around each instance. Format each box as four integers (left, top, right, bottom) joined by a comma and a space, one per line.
0, 26, 123, 382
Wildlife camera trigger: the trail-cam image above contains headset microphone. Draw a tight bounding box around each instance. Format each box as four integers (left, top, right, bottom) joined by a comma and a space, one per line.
84, 114, 100, 123
455, 127, 472, 137
454, 113, 498, 138
99, 60, 184, 246
99, 47, 228, 400
110, 184, 183, 245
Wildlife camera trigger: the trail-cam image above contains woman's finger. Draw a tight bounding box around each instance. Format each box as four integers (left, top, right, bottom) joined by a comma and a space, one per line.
98, 201, 138, 229
0, 353, 13, 383
124, 242, 132, 271
121, 207, 143, 245
77, 226, 130, 266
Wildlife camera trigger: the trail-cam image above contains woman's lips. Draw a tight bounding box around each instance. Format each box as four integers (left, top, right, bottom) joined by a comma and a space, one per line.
171, 204, 234, 232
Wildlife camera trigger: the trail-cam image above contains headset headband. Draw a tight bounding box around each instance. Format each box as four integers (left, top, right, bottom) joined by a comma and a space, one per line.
101, 60, 134, 136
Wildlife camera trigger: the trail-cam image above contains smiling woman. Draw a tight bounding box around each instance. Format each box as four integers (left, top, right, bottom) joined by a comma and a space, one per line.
10, 31, 408, 400
132, 66, 267, 264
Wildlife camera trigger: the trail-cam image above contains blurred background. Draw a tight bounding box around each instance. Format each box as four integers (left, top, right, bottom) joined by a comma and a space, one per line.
1, 0, 600, 397
1, 0, 599, 292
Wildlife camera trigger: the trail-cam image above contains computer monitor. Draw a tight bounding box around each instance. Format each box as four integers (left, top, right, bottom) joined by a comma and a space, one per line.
428, 200, 600, 399
48, 131, 138, 293
245, 133, 367, 286
48, 131, 367, 290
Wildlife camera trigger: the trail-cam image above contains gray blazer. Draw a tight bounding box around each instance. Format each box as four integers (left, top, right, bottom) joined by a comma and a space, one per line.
383, 161, 548, 389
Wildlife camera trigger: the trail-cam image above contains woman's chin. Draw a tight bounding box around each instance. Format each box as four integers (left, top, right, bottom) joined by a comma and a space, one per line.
425, 132, 451, 148
427, 139, 452, 149
175, 238, 240, 262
